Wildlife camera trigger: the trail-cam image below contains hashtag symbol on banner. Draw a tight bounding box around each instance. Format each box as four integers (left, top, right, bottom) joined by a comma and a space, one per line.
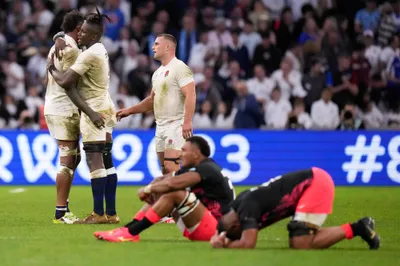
342, 135, 386, 183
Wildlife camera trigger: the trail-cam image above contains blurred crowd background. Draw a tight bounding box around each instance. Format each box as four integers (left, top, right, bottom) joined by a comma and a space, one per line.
0, 0, 399, 131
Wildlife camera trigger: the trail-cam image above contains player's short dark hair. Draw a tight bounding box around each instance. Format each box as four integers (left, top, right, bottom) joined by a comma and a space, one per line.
186, 136, 211, 157
157, 33, 177, 46
61, 10, 84, 33
85, 7, 112, 34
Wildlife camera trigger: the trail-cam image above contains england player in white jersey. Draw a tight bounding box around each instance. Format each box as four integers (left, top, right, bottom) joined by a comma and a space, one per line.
45, 10, 83, 224
117, 34, 196, 174
117, 33, 196, 224
48, 9, 120, 224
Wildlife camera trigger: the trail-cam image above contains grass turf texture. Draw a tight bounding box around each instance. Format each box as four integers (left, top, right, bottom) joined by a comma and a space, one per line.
0, 186, 399, 266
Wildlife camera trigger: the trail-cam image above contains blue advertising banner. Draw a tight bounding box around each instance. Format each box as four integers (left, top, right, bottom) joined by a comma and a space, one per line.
0, 130, 399, 186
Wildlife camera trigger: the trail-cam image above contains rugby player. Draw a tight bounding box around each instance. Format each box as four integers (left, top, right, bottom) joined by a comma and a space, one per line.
45, 10, 83, 224
94, 136, 236, 242
117, 33, 195, 173
48, 8, 120, 224
117, 33, 196, 223
211, 167, 380, 250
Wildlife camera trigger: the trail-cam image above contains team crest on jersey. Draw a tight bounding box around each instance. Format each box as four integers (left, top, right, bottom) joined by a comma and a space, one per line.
165, 70, 169, 77
168, 139, 173, 145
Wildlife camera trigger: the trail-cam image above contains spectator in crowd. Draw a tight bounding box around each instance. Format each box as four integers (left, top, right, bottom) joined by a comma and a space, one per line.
354, 0, 380, 35
214, 102, 237, 129
337, 102, 366, 130
252, 30, 282, 75
233, 81, 263, 129
303, 57, 327, 112
311, 88, 340, 129
287, 98, 313, 129
194, 73, 221, 119
271, 56, 307, 101
239, 19, 262, 60
2, 48, 25, 101
103, 0, 125, 41
193, 100, 213, 129
265, 87, 292, 129
246, 64, 274, 107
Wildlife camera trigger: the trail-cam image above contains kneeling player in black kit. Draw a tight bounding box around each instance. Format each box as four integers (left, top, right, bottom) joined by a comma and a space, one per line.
95, 136, 235, 242
211, 167, 380, 250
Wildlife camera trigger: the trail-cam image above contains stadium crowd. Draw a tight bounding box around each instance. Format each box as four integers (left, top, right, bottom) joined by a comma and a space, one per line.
0, 0, 399, 130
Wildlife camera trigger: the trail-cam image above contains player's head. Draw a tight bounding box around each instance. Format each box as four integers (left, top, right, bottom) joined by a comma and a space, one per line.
217, 190, 252, 241
78, 7, 112, 46
61, 10, 84, 36
152, 33, 177, 61
180, 136, 211, 168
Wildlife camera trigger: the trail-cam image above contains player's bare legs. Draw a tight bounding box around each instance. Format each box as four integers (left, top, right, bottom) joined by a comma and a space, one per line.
74, 141, 109, 224
288, 217, 380, 249
131, 149, 181, 224
95, 190, 207, 242
54, 139, 79, 223
103, 133, 120, 223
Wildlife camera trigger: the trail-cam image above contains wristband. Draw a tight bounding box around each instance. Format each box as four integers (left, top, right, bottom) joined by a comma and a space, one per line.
143, 185, 152, 194
53, 31, 65, 42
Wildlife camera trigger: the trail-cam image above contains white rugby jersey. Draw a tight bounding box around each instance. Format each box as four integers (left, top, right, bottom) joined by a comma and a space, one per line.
152, 57, 194, 126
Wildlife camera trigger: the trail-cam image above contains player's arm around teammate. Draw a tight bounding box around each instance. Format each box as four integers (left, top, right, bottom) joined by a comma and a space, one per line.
48, 56, 105, 129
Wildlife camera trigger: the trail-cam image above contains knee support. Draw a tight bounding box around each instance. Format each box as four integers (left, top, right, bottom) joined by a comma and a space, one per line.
164, 157, 180, 165
102, 142, 115, 172
59, 146, 78, 157
58, 165, 74, 179
177, 192, 199, 218
90, 169, 107, 179
287, 221, 319, 238
83, 143, 105, 153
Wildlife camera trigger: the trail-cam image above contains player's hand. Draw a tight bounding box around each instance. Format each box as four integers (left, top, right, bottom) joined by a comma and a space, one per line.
116, 109, 131, 121
182, 120, 193, 139
54, 38, 66, 60
210, 232, 227, 248
138, 188, 157, 204
88, 111, 105, 129
47, 53, 55, 72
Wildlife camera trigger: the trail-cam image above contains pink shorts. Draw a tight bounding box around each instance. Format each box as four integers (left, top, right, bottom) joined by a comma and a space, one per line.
183, 209, 218, 241
295, 167, 335, 214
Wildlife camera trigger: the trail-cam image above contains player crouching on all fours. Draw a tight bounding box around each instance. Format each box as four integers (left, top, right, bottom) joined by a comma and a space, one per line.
94, 136, 235, 242
210, 167, 380, 250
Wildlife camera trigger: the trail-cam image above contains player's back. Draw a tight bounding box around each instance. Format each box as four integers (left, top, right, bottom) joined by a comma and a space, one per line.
178, 158, 235, 219
237, 169, 314, 228
71, 42, 113, 111
45, 35, 80, 116
151, 57, 193, 126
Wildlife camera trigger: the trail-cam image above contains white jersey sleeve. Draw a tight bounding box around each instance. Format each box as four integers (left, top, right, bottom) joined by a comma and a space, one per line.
176, 63, 194, 88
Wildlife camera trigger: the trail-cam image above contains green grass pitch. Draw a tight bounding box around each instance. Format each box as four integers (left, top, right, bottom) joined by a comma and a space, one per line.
0, 186, 399, 266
